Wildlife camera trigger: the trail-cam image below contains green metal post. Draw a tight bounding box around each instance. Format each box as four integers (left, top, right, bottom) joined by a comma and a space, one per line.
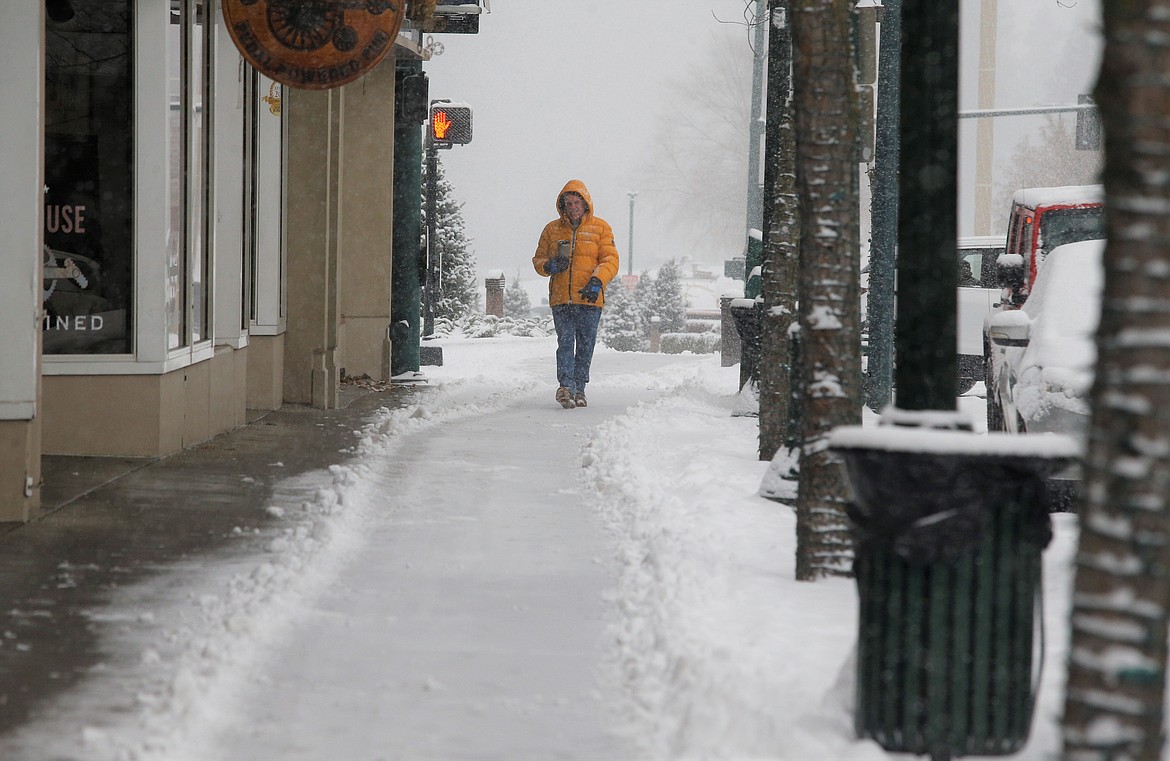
423, 139, 438, 338
864, 0, 900, 412
894, 0, 959, 411
745, 233, 763, 300
392, 61, 425, 375
746, 0, 767, 235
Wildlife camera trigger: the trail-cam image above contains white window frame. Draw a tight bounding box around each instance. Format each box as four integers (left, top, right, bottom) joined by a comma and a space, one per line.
0, 0, 43, 418
250, 73, 287, 337
212, 10, 248, 349
44, 0, 216, 376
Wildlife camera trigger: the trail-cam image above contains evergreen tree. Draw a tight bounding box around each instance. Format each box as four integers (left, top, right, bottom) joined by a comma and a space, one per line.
649, 258, 688, 333
422, 155, 479, 320
600, 279, 645, 351
634, 269, 656, 332
503, 274, 531, 318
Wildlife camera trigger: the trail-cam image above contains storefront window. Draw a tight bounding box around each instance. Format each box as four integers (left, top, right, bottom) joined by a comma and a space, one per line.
167, 0, 211, 349
245, 69, 260, 331
44, 2, 134, 354
190, 0, 209, 344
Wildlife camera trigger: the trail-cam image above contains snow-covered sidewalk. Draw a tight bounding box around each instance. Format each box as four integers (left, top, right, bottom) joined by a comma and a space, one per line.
193, 355, 670, 760
0, 335, 1080, 761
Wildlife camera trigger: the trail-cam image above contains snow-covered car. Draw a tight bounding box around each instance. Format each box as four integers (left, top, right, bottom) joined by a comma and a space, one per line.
984, 238, 1103, 437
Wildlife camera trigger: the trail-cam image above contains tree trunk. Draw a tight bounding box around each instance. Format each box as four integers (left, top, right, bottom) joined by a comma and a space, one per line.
790, 0, 862, 581
759, 0, 800, 463
1061, 3, 1170, 759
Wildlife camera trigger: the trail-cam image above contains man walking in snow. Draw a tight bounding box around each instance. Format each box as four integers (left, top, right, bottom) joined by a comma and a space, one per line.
533, 180, 620, 409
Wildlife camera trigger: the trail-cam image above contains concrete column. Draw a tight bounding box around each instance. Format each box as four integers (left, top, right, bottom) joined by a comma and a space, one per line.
649, 316, 662, 353
338, 61, 395, 382
285, 62, 398, 402
973, 0, 998, 234
0, 0, 44, 521
284, 87, 342, 408
485, 276, 505, 317
284, 57, 402, 402
720, 296, 740, 367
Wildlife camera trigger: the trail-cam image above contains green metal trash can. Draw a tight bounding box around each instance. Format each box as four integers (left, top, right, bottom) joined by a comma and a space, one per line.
833, 430, 1077, 761
854, 496, 1042, 759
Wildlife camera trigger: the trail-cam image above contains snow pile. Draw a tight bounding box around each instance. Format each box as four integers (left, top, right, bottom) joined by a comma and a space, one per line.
582, 364, 887, 761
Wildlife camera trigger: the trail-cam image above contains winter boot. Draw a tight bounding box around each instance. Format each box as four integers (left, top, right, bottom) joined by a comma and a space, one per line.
556, 386, 576, 409
574, 392, 587, 408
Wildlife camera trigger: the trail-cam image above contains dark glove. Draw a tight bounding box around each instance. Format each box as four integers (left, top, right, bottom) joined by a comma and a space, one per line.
544, 256, 569, 275
578, 277, 603, 303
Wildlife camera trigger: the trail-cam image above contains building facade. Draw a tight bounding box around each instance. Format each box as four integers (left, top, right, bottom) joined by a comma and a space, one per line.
0, 0, 432, 521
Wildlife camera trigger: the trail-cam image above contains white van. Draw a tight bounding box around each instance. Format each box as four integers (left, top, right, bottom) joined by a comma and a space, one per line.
957, 235, 1006, 394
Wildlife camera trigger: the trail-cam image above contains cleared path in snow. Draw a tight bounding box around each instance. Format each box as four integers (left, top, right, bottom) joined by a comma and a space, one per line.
203, 353, 693, 761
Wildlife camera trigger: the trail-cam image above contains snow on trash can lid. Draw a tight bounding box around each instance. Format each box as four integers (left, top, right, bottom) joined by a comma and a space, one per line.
829, 425, 1083, 460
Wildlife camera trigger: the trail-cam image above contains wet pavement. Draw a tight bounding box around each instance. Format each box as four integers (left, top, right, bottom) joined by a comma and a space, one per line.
0, 383, 429, 736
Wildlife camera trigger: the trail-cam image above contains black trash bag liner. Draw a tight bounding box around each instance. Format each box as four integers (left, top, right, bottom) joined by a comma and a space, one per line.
729, 300, 763, 390
841, 449, 1054, 565
728, 301, 762, 343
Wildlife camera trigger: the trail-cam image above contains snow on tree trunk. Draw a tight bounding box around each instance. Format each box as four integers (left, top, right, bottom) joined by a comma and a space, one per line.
1060, 4, 1170, 759
790, 0, 862, 581
759, 0, 800, 463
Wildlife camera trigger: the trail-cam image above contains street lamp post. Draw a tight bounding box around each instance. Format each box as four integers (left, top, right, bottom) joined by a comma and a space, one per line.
627, 191, 637, 275
745, 0, 766, 235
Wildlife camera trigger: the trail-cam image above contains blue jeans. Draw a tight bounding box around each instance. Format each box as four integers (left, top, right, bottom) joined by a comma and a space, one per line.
551, 304, 602, 394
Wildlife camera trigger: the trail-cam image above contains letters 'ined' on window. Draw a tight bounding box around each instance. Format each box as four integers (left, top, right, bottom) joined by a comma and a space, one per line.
44, 2, 134, 354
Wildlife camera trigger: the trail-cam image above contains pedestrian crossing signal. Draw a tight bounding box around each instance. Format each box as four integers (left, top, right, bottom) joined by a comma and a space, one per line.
429, 103, 472, 146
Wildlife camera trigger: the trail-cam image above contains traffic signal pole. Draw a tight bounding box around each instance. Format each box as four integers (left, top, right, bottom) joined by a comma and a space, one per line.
421, 100, 473, 346
895, 0, 958, 410
423, 135, 439, 338
745, 0, 766, 235
392, 60, 426, 376
864, 0, 900, 412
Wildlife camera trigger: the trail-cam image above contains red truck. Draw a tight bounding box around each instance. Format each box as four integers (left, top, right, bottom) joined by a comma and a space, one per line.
999, 184, 1105, 306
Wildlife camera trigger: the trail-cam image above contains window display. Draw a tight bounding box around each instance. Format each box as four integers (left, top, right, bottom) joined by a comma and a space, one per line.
44, 2, 134, 355
167, 0, 210, 349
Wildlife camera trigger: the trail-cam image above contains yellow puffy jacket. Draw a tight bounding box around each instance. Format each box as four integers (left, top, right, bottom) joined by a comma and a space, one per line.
532, 180, 621, 308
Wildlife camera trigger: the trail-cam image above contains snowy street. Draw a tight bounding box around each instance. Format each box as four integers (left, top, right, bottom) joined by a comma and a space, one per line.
0, 334, 1082, 761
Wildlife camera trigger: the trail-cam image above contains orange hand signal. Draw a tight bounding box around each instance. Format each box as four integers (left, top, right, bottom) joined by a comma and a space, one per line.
433, 110, 452, 139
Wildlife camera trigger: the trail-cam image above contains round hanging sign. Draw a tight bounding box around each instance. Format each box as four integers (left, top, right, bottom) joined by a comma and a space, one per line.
222, 1, 405, 90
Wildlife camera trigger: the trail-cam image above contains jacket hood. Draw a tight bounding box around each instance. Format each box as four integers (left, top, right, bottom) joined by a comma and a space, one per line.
556, 179, 593, 221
